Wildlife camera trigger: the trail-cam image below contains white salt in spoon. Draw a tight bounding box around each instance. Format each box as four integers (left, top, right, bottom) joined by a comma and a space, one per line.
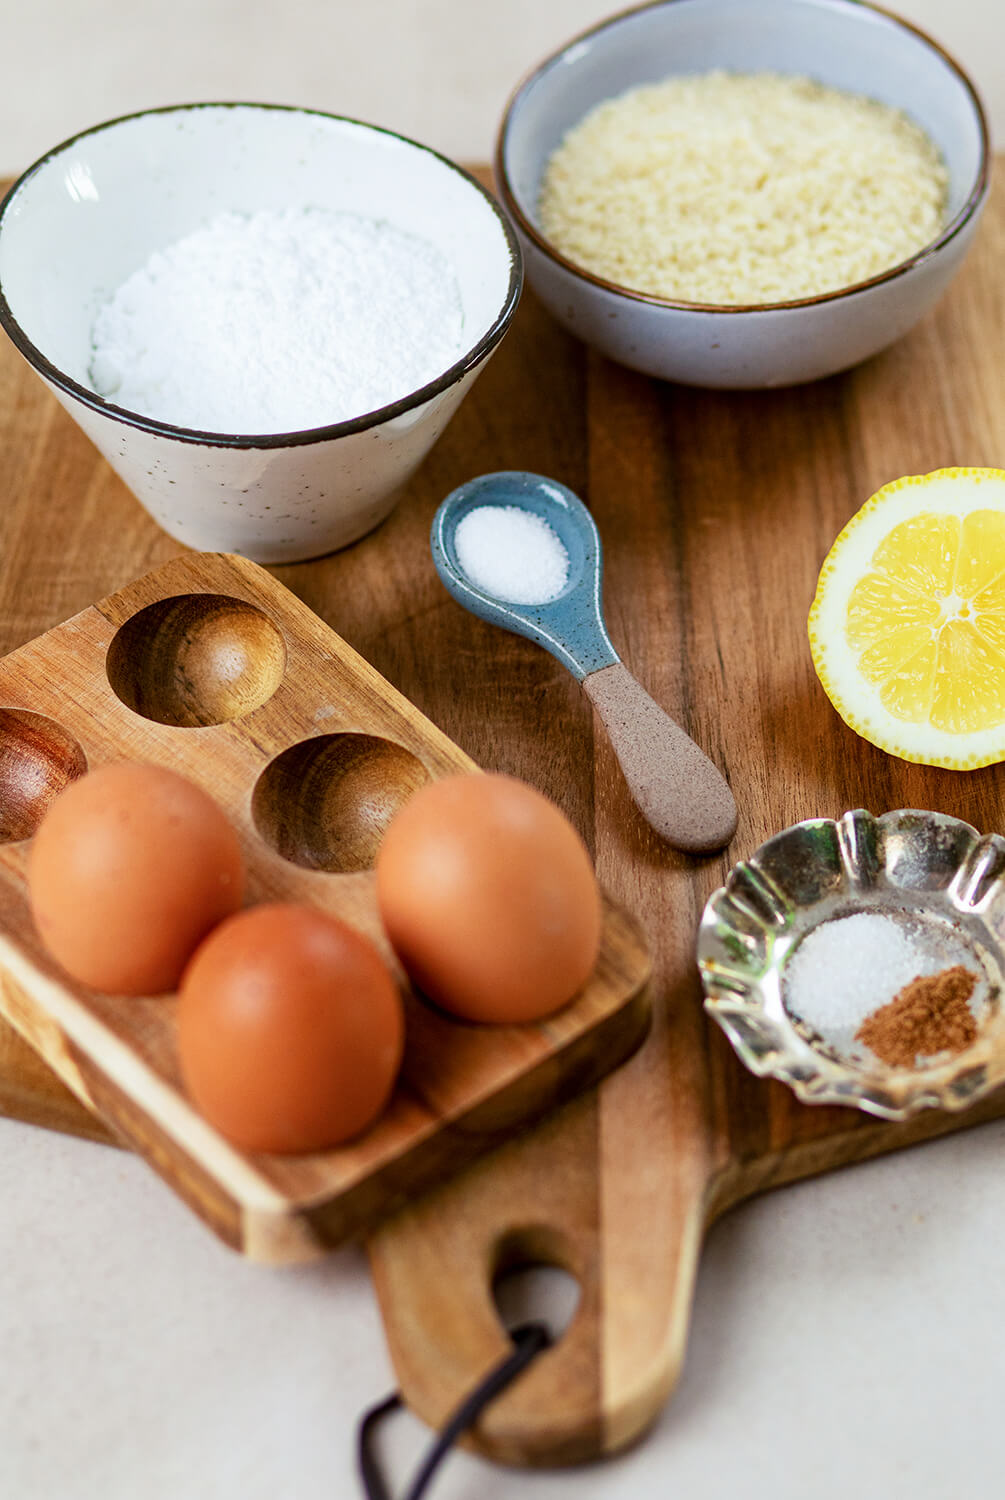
431, 471, 737, 854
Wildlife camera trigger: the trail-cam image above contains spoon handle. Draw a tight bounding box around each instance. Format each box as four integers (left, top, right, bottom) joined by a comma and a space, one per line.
582, 663, 737, 853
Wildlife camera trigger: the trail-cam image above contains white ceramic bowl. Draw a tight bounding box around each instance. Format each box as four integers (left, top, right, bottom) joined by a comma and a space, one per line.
0, 104, 521, 562
496, 0, 988, 389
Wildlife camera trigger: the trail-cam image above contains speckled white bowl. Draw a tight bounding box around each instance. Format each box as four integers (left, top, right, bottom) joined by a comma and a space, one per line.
0, 104, 521, 562
496, 0, 988, 389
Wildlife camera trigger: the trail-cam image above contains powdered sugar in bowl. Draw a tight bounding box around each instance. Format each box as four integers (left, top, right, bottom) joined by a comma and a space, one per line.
0, 104, 521, 562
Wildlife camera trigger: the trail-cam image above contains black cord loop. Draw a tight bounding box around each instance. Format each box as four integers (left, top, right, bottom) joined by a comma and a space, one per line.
358, 1321, 552, 1500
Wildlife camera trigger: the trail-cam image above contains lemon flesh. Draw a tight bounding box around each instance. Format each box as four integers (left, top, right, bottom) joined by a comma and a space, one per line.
809, 469, 1005, 768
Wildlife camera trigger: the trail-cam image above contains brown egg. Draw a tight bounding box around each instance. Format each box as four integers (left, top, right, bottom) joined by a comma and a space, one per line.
28, 761, 243, 994
376, 773, 601, 1023
177, 903, 404, 1153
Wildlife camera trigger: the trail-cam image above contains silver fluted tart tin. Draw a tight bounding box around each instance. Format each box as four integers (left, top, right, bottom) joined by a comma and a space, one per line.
698, 809, 1005, 1121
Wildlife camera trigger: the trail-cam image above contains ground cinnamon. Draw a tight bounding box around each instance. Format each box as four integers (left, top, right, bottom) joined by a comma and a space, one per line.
856, 965, 978, 1068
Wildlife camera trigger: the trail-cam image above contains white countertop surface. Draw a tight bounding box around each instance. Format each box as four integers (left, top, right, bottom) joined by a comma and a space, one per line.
2, 3, 1004, 1496
1, 0, 1002, 173
5, 1113, 1005, 1499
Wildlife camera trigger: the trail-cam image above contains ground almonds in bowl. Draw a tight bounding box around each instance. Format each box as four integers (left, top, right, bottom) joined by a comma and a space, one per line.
538, 70, 949, 307
496, 0, 988, 388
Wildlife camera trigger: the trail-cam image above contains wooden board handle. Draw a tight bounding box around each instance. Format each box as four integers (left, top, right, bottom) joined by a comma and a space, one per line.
583, 663, 737, 853
367, 1088, 709, 1466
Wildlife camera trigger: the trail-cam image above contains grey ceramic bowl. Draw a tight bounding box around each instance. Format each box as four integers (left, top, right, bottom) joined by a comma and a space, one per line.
496, 0, 989, 389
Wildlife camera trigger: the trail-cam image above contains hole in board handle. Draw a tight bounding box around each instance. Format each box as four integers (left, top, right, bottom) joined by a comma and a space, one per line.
492, 1225, 581, 1343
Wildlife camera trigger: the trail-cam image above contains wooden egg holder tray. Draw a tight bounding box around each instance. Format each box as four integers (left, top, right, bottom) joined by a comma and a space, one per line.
0, 553, 651, 1262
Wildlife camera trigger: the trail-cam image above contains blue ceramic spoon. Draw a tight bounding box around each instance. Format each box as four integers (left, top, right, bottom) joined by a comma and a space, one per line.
430, 471, 737, 854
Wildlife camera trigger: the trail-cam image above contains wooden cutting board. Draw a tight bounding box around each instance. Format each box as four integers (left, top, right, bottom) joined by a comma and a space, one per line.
0, 551, 649, 1261
4, 166, 1005, 1465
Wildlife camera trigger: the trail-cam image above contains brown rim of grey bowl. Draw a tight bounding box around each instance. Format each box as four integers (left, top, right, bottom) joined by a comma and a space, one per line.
494, 0, 991, 317
0, 102, 523, 450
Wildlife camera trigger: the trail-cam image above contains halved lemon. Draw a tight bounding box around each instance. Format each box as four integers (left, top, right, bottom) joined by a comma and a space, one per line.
809, 468, 1005, 769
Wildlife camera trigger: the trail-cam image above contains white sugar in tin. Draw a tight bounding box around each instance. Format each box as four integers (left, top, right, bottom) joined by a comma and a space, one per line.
783, 909, 989, 1060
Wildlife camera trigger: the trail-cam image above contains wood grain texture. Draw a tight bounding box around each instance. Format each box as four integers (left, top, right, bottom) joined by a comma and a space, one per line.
370, 169, 1005, 1464
4, 167, 1005, 1462
0, 551, 650, 1262
0, 1010, 114, 1144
